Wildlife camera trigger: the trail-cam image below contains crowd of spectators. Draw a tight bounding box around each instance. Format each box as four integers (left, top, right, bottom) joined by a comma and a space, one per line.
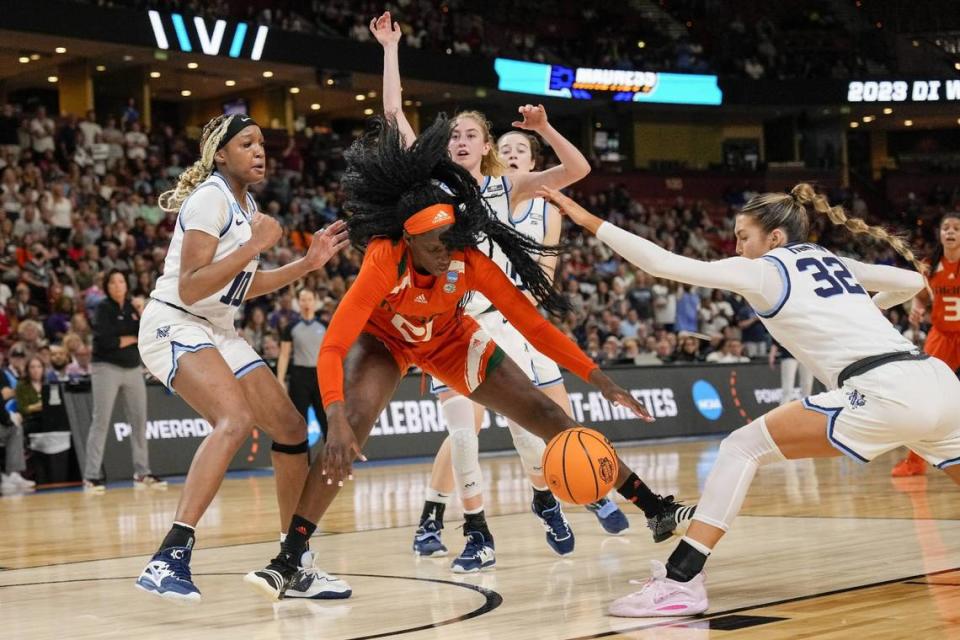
79, 0, 897, 80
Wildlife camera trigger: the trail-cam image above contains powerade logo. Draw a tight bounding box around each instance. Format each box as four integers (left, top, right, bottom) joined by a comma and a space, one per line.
692, 380, 723, 421
148, 10, 268, 60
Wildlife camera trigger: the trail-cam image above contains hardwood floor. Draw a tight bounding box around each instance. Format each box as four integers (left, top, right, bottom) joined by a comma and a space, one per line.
2, 437, 958, 639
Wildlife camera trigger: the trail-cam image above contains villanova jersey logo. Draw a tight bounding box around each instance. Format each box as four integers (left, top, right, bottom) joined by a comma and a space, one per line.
156, 326, 171, 339
846, 389, 866, 409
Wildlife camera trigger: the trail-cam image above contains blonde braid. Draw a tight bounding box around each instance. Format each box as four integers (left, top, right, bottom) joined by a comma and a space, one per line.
791, 183, 929, 282
158, 115, 235, 212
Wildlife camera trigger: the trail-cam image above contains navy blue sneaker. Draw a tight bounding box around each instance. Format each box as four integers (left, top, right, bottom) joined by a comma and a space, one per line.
135, 547, 201, 602
533, 499, 575, 556
450, 531, 495, 573
413, 519, 448, 557
587, 498, 630, 535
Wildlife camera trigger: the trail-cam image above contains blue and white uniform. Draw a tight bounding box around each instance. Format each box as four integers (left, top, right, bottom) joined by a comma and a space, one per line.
432, 177, 561, 392
597, 224, 960, 469
139, 172, 265, 389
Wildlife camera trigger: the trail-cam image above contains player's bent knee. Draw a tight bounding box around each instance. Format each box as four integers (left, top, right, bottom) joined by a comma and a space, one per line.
718, 417, 785, 467
509, 426, 545, 476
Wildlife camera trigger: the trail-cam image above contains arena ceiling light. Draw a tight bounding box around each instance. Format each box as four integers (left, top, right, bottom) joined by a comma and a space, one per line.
96, 65, 106, 71
289, 87, 300, 94
150, 71, 161, 78
225, 79, 236, 86
862, 115, 875, 123
849, 121, 859, 128
363, 108, 374, 115
355, 94, 365, 101
187, 61, 199, 69
883, 107, 893, 114
403, 99, 412, 106
18, 56, 29, 64
367, 90, 377, 98
310, 103, 320, 110
30, 53, 40, 61
904, 119, 913, 126
47, 76, 58, 83
55, 47, 67, 54
181, 89, 192, 97
262, 70, 273, 78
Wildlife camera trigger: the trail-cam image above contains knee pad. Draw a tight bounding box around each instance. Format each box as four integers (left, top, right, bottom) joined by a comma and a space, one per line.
693, 416, 785, 532
271, 439, 309, 455
442, 396, 483, 499
507, 420, 546, 477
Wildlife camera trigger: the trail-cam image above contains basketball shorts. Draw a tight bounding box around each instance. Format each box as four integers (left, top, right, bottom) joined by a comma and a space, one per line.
802, 356, 960, 469
925, 327, 960, 375
139, 299, 266, 390
427, 310, 532, 395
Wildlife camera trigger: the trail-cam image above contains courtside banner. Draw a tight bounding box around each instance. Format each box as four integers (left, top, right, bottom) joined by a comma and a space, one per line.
75, 363, 785, 475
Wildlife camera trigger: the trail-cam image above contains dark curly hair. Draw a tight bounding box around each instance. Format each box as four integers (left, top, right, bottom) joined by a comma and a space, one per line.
341, 113, 569, 316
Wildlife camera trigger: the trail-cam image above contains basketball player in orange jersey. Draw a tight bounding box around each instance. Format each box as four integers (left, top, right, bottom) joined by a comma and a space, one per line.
370, 11, 636, 568
244, 114, 694, 600
892, 211, 960, 476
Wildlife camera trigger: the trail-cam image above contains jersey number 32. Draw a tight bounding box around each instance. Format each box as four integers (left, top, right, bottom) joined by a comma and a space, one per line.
796, 257, 866, 298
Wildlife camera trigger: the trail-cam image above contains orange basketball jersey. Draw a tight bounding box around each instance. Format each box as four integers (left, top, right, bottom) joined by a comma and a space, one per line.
929, 257, 960, 332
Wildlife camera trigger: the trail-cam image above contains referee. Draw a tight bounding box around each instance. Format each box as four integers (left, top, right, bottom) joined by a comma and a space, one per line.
277, 287, 327, 438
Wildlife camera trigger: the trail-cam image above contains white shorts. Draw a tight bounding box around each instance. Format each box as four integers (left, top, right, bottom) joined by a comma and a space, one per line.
138, 299, 266, 390
803, 356, 960, 469
528, 343, 564, 388
430, 310, 536, 394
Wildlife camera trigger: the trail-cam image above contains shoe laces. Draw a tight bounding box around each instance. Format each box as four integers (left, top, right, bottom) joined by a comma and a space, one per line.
541, 504, 571, 537
460, 531, 488, 557
162, 552, 193, 582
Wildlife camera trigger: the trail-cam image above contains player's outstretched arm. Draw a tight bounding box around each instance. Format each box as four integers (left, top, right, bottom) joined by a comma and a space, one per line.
840, 257, 926, 309
509, 105, 590, 203
538, 186, 771, 302
371, 11, 416, 148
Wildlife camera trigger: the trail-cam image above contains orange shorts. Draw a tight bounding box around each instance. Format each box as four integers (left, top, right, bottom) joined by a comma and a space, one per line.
925, 327, 960, 375
365, 316, 506, 397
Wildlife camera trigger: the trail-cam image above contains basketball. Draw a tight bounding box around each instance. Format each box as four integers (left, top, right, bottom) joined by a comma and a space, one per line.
542, 427, 619, 505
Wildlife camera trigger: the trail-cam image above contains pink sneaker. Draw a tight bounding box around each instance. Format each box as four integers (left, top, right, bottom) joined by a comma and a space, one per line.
608, 560, 708, 617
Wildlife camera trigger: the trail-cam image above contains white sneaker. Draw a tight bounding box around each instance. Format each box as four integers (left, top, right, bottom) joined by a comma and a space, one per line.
134, 474, 168, 490
283, 568, 352, 600
608, 560, 708, 617
1, 474, 18, 493
8, 472, 36, 489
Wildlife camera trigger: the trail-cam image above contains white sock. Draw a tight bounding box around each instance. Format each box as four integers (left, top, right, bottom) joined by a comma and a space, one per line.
464, 505, 484, 515
426, 487, 452, 504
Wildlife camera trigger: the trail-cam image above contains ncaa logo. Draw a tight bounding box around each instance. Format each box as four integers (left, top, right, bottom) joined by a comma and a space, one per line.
692, 380, 723, 421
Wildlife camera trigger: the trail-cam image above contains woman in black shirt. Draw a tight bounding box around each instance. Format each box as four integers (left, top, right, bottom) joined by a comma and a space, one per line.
83, 269, 164, 492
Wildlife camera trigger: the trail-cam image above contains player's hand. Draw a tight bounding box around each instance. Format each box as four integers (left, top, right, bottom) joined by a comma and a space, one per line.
321, 406, 366, 484
250, 211, 282, 253
512, 104, 549, 131
304, 220, 350, 270
536, 185, 603, 234
909, 301, 924, 327
588, 369, 654, 422
370, 11, 402, 48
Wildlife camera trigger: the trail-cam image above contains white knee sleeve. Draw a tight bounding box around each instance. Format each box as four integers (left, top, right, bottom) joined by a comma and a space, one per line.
506, 419, 546, 478
442, 396, 483, 500
694, 416, 786, 531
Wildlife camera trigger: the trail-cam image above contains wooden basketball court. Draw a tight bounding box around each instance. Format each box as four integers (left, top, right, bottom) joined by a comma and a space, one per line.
3, 437, 959, 639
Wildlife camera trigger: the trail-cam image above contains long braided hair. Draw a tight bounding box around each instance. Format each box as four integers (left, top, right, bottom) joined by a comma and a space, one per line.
342, 113, 569, 316
739, 183, 928, 278
158, 114, 235, 212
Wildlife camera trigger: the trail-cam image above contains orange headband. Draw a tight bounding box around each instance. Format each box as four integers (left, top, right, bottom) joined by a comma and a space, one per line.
403, 203, 456, 235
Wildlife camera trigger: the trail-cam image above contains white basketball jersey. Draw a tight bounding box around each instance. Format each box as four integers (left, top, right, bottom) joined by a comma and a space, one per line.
464, 176, 513, 315
150, 172, 259, 330
755, 243, 915, 388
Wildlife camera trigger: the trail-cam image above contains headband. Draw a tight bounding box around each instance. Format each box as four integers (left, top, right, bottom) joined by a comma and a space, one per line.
217, 115, 259, 150
403, 203, 456, 235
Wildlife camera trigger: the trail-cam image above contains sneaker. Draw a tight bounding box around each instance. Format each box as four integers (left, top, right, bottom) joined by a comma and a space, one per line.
587, 498, 629, 535
284, 568, 352, 600
609, 560, 708, 617
244, 552, 298, 601
647, 496, 695, 543
533, 499, 575, 556
0, 475, 17, 493
892, 452, 926, 478
83, 478, 106, 494
7, 471, 36, 489
134, 474, 169, 490
134, 547, 201, 603
413, 519, 448, 557
450, 531, 496, 573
